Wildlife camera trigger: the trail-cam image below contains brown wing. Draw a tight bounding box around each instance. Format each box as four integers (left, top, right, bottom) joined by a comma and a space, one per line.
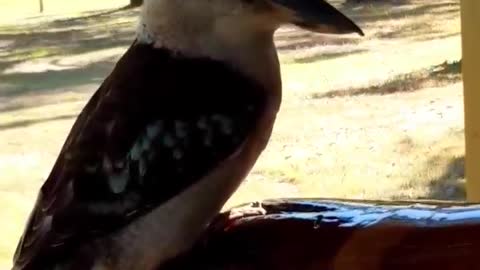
12, 41, 268, 270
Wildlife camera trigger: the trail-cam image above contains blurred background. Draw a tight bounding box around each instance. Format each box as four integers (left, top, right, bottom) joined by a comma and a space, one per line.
0, 0, 462, 269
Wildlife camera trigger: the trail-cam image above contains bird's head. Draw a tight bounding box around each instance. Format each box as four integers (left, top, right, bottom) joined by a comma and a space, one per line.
139, 0, 363, 47
138, 0, 363, 89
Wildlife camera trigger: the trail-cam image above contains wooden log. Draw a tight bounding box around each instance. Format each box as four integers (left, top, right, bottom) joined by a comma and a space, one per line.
161, 198, 480, 270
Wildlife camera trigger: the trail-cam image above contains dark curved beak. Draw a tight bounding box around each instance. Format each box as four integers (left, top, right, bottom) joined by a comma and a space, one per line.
271, 0, 364, 36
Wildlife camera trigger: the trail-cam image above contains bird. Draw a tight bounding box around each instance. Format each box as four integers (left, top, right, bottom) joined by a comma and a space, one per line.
11, 0, 363, 270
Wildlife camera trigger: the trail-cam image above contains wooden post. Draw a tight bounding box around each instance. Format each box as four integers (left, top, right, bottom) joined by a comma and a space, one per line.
461, 1, 480, 202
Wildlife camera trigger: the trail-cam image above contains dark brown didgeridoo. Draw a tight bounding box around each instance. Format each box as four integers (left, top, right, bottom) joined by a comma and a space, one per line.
158, 198, 480, 270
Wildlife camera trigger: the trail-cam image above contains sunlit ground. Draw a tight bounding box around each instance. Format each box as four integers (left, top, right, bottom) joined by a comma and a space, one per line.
0, 0, 463, 268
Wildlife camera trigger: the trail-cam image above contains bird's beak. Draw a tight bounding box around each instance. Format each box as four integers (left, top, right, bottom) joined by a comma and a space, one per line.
271, 0, 364, 36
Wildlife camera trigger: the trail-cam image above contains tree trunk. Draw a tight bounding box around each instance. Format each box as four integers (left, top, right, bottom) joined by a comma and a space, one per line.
130, 0, 143, 7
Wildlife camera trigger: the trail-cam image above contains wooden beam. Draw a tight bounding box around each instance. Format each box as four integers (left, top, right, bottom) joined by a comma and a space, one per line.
161, 198, 480, 270
461, 1, 480, 202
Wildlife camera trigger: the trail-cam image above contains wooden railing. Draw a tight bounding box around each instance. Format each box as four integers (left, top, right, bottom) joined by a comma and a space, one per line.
160, 198, 480, 270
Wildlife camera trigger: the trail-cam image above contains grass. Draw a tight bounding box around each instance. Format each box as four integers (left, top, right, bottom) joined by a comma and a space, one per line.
0, 0, 131, 23
0, 0, 464, 269
311, 60, 462, 98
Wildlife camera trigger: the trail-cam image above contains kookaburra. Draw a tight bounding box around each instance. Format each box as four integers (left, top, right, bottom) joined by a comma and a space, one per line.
12, 1, 363, 269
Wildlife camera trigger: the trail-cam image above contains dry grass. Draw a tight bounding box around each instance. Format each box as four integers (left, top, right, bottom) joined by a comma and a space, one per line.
311, 60, 462, 98
0, 0, 131, 23
0, 0, 464, 269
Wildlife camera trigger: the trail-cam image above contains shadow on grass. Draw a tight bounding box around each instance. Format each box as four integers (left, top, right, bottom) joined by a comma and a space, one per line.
424, 156, 465, 201
49, 4, 139, 24
0, 114, 77, 131
275, 30, 362, 52
0, 6, 138, 75
0, 5, 138, 56
343, 0, 460, 41
0, 7, 138, 112
311, 59, 462, 99
0, 58, 116, 113
344, 0, 411, 5
290, 49, 369, 64
0, 60, 113, 98
343, 1, 458, 24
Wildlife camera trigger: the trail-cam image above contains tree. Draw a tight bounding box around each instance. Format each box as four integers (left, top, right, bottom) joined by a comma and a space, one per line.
130, 0, 143, 7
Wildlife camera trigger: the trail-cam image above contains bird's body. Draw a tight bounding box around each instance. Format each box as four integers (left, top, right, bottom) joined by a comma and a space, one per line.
11, 0, 363, 269
12, 42, 278, 270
